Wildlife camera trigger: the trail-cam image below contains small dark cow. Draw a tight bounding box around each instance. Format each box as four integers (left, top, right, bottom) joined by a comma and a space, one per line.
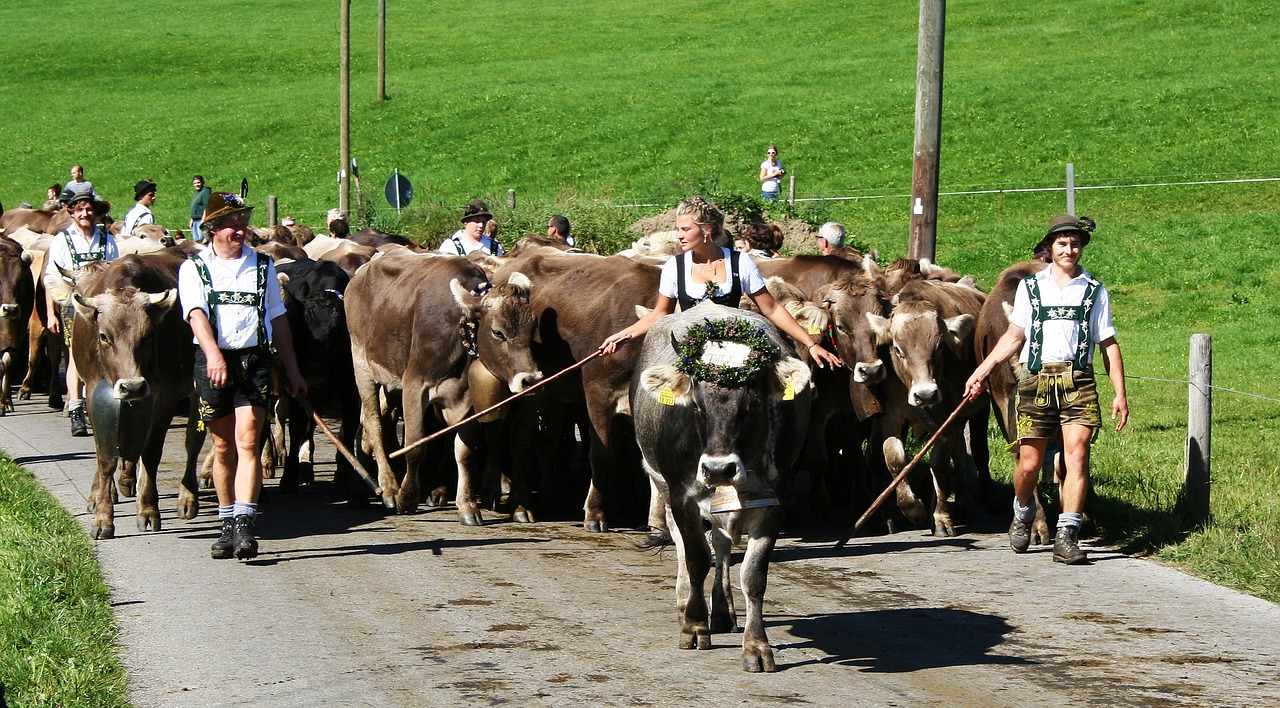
274, 258, 359, 493
346, 251, 542, 521
631, 303, 812, 672
0, 236, 35, 414
71, 250, 196, 539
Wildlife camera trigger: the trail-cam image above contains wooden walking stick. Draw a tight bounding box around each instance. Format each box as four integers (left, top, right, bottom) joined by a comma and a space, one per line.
389, 343, 619, 460
294, 395, 382, 496
834, 393, 976, 549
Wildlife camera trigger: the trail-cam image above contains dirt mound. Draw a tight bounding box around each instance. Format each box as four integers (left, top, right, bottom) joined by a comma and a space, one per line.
628, 208, 818, 254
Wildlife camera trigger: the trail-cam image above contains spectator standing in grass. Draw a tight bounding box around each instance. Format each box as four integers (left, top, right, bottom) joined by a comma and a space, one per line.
66, 164, 93, 197
119, 179, 157, 236
964, 215, 1129, 566
189, 175, 211, 240
180, 191, 306, 560
43, 183, 63, 211
759, 145, 785, 201
440, 199, 505, 256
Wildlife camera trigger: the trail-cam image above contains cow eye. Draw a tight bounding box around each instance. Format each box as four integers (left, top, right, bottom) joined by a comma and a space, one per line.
490, 328, 507, 342
834, 323, 848, 334
99, 332, 109, 344
892, 344, 904, 359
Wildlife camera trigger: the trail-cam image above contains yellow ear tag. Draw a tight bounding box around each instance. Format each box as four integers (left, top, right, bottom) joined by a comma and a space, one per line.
806, 323, 821, 336
783, 380, 796, 401
659, 385, 676, 406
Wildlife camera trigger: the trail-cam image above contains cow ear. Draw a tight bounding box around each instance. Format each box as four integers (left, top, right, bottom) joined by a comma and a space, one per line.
277, 272, 291, 287
863, 249, 880, 274
505, 271, 532, 298
944, 313, 975, 353
815, 283, 836, 308
639, 364, 693, 405
449, 278, 481, 317
72, 293, 99, 323
1001, 301, 1014, 318
771, 356, 811, 399
867, 312, 892, 345
635, 305, 651, 320
21, 250, 33, 264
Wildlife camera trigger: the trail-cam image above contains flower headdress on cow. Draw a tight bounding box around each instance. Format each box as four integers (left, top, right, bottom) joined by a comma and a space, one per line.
201, 192, 254, 234
1035, 214, 1095, 256
673, 317, 778, 387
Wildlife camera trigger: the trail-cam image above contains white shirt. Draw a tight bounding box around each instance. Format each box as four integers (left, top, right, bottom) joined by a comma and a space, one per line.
1009, 265, 1116, 366
439, 230, 505, 257
45, 226, 119, 281
178, 245, 287, 350
119, 202, 154, 236
658, 247, 767, 303
760, 160, 783, 194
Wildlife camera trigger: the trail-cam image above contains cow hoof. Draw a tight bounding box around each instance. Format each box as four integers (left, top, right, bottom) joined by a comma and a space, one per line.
90, 523, 115, 540
932, 518, 956, 537
584, 520, 608, 533
137, 512, 161, 533
380, 496, 397, 510
426, 486, 448, 507
512, 507, 535, 524
679, 627, 712, 650
18, 387, 30, 401
176, 496, 199, 520
459, 512, 484, 527
1031, 520, 1052, 546
742, 646, 777, 673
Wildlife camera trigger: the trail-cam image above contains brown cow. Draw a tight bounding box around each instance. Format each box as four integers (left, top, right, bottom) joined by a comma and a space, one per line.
345, 251, 542, 521
491, 247, 661, 532
0, 236, 36, 414
868, 276, 990, 536
0, 207, 58, 236
71, 249, 197, 539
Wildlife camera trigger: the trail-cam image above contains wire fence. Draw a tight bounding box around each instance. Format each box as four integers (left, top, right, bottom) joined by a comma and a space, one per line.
1126, 374, 1280, 404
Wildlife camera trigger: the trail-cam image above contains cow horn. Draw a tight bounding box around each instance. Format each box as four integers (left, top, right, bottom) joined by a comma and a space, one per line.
670, 331, 682, 354
147, 289, 178, 308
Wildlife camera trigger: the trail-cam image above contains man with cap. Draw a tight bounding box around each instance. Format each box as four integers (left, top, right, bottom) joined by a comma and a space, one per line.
547, 214, 575, 247
964, 214, 1129, 565
439, 199, 505, 256
119, 179, 157, 237
179, 191, 307, 560
189, 175, 211, 239
44, 190, 120, 436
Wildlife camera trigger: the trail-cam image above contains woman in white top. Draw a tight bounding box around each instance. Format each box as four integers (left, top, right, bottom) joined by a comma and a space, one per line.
759, 145, 785, 201
599, 196, 840, 369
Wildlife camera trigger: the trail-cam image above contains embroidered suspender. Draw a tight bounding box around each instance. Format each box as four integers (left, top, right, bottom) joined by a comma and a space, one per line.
675, 250, 743, 312
63, 230, 107, 268
193, 252, 270, 349
1024, 275, 1100, 373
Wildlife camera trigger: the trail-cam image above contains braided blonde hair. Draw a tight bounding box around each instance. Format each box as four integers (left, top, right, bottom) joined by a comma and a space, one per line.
675, 195, 728, 247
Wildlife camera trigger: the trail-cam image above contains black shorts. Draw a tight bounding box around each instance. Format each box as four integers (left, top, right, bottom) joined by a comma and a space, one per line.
195, 347, 273, 421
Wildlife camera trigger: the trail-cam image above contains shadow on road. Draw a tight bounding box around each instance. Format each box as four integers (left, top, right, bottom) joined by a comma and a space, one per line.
781, 607, 1031, 672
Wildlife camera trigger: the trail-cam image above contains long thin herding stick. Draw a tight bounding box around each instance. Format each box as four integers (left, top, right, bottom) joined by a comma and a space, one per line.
389, 344, 618, 460
834, 394, 974, 549
295, 395, 382, 496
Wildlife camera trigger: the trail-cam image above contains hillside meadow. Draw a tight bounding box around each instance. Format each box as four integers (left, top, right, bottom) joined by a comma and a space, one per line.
0, 0, 1278, 700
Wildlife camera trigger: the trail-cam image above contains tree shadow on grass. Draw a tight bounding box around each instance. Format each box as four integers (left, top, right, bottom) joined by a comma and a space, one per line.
780, 607, 1031, 672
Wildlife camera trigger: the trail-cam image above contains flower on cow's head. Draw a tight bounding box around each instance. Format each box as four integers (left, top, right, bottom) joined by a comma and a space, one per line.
673, 318, 777, 387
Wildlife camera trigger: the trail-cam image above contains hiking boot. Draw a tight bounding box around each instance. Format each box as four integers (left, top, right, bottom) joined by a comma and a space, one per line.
1009, 516, 1032, 553
210, 518, 235, 559
69, 402, 90, 437
233, 515, 259, 560
1052, 526, 1089, 565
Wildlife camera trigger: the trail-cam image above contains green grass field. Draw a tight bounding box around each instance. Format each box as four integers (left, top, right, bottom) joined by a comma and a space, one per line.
1, 0, 1278, 700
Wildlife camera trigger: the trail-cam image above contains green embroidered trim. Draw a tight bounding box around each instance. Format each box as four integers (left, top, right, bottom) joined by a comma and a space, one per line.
1024, 276, 1099, 373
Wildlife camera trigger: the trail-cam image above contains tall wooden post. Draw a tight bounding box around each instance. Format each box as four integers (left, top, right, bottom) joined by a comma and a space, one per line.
1185, 333, 1212, 525
908, 0, 945, 262
267, 194, 278, 227
339, 0, 351, 215
377, 0, 387, 102
1066, 162, 1076, 215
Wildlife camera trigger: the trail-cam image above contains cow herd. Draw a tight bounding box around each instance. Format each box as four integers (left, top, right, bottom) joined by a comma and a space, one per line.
0, 203, 1049, 672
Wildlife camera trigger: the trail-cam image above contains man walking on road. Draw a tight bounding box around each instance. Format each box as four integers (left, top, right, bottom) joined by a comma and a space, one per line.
964, 215, 1129, 565
189, 175, 211, 240
179, 191, 307, 560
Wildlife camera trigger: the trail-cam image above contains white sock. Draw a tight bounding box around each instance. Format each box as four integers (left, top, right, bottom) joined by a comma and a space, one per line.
218, 505, 234, 520
233, 502, 258, 520
1057, 512, 1083, 529
1013, 498, 1035, 523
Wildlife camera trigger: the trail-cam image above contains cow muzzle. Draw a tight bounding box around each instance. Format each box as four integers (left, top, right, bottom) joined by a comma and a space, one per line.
908, 382, 941, 408
697, 453, 745, 488
853, 359, 885, 385
0, 303, 19, 320
509, 370, 544, 394
113, 377, 151, 401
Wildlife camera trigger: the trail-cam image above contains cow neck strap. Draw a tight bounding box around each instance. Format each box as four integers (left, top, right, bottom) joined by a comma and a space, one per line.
1024, 275, 1099, 374
458, 281, 492, 358
193, 250, 269, 349
675, 249, 742, 312
63, 228, 107, 268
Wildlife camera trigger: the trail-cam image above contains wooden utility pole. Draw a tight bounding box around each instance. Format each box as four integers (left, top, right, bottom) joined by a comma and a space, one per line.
377, 0, 387, 102
1186, 333, 1212, 526
339, 0, 351, 215
908, 0, 945, 262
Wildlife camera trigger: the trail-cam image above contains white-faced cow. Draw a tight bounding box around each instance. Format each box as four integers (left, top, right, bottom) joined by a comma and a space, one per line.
345, 251, 542, 522
631, 303, 812, 672
71, 249, 197, 539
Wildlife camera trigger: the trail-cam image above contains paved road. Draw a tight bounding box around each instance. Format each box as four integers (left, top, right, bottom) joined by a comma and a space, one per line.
5, 393, 1279, 707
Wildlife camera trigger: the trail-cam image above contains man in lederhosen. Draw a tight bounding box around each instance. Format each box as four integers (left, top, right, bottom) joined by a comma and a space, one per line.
44, 189, 120, 437
178, 192, 306, 560
965, 214, 1130, 565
